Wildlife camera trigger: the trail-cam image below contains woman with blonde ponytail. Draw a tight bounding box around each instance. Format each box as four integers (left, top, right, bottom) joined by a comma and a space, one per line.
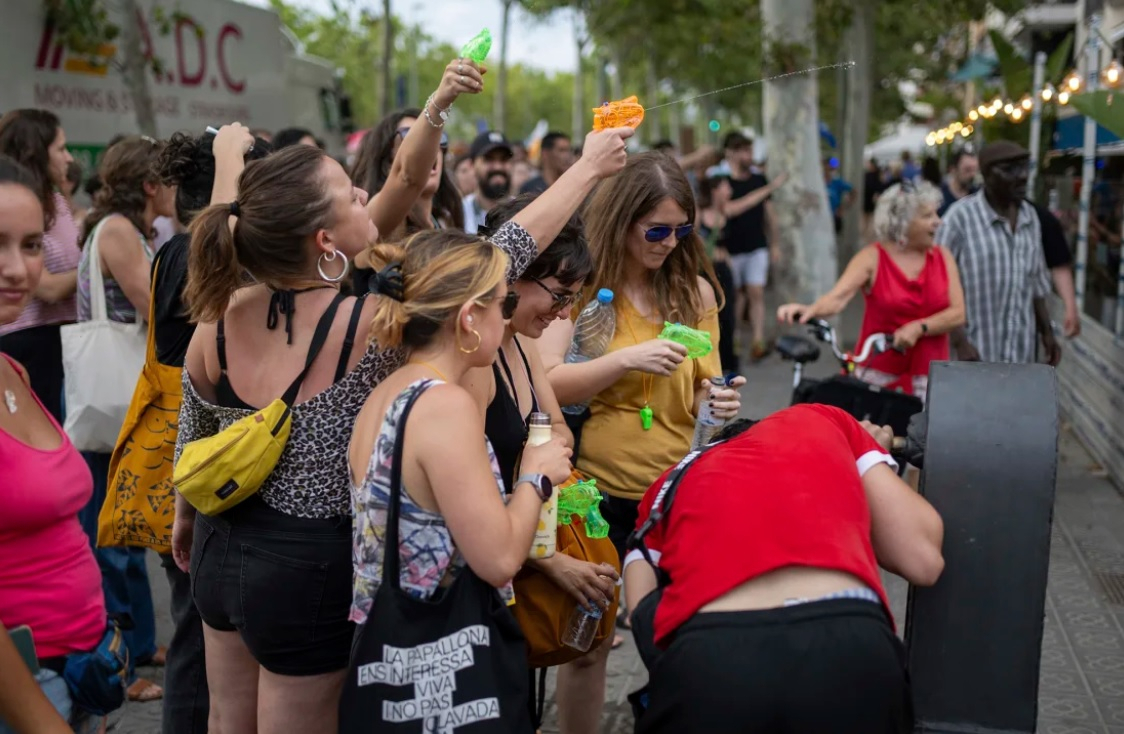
172, 115, 635, 732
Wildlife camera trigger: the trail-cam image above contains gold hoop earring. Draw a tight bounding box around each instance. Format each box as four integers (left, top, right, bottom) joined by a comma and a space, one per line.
457, 326, 482, 354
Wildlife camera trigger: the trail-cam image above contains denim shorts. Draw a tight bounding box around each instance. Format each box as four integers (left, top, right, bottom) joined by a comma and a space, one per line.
190, 496, 354, 676
0, 668, 99, 734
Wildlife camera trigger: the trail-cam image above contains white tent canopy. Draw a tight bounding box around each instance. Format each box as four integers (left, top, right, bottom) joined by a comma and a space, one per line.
863, 124, 931, 162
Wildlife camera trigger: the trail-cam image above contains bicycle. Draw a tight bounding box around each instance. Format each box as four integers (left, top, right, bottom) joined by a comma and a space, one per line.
776, 318, 924, 440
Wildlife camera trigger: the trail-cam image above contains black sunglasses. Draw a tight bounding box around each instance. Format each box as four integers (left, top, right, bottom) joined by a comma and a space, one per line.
642, 224, 694, 243
528, 277, 579, 311
396, 126, 449, 150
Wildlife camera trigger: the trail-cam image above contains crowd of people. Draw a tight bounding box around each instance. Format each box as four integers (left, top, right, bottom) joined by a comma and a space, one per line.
0, 48, 1076, 734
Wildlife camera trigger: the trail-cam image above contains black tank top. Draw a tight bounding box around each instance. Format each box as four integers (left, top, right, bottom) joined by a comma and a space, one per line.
484, 337, 540, 493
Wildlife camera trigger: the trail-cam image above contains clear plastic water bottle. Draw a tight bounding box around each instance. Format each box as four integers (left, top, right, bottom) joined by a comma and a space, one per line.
561, 289, 616, 416
690, 375, 729, 450
562, 603, 603, 652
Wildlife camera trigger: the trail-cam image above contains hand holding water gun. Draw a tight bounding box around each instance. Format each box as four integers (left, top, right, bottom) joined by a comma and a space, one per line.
593, 96, 645, 131
659, 322, 713, 359
558, 478, 610, 539
460, 28, 492, 63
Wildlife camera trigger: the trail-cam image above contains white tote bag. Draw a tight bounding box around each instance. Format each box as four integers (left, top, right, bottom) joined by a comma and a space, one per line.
61, 218, 147, 453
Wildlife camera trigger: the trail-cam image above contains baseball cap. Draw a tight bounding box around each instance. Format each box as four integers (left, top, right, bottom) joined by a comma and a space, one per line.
470, 131, 514, 160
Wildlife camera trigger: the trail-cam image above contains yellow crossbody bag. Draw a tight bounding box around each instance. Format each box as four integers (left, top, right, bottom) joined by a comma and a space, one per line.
173, 293, 345, 515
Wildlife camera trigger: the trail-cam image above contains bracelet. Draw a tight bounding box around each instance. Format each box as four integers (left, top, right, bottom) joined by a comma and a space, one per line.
423, 94, 450, 129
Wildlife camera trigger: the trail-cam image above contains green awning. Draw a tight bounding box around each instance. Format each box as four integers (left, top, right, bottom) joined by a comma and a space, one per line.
949, 54, 998, 82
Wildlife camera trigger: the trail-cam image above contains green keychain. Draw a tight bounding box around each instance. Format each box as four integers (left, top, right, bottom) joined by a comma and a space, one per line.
640, 405, 654, 431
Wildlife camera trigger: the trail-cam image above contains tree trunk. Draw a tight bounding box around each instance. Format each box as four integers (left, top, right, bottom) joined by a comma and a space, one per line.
761, 0, 836, 305
380, 0, 393, 116
494, 0, 513, 131
609, 49, 623, 101
645, 51, 662, 144
594, 53, 607, 108
840, 0, 875, 263
573, 14, 586, 139
119, 0, 157, 137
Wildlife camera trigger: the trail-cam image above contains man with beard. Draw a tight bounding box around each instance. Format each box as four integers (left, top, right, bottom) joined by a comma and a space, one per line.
937, 141, 1060, 365
937, 148, 979, 217
462, 130, 514, 233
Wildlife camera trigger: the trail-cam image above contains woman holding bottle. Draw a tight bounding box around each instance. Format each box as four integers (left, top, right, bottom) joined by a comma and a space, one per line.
540, 152, 746, 563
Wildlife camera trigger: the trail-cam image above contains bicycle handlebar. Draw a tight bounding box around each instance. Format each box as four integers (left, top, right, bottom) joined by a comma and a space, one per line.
805, 318, 893, 367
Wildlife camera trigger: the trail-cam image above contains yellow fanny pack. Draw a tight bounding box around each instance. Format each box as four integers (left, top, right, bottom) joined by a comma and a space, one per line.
173, 292, 345, 515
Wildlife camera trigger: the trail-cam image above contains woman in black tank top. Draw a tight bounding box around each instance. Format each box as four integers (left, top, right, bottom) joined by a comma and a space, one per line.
461, 193, 622, 733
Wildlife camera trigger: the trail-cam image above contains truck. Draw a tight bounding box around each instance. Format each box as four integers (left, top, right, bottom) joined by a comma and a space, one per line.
0, 0, 349, 169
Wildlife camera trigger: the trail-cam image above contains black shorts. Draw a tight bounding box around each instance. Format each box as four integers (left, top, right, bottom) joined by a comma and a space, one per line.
190, 496, 354, 676
599, 493, 641, 562
638, 599, 912, 734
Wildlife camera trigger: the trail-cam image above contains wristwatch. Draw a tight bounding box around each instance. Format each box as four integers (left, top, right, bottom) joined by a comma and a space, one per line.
516, 473, 553, 502
920, 322, 929, 334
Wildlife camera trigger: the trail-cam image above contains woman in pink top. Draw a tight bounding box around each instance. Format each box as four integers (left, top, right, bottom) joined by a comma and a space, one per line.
0, 109, 80, 422
0, 155, 106, 734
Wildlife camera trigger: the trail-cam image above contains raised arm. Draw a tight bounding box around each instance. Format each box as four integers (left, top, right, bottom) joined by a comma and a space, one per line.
511, 127, 632, 253
724, 172, 788, 218
209, 123, 256, 206
367, 60, 483, 237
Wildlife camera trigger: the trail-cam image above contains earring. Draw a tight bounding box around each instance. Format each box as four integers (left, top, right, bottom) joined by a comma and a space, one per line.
467, 315, 474, 323
457, 325, 482, 354
317, 250, 350, 283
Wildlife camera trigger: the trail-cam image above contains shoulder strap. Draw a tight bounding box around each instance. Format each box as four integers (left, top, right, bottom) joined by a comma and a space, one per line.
334, 293, 368, 383
279, 291, 347, 406
382, 381, 434, 590
512, 336, 540, 413
216, 320, 229, 373
625, 439, 728, 584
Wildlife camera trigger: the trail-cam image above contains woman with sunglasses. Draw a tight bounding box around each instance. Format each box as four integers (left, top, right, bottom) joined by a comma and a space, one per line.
466, 194, 621, 734
540, 152, 747, 567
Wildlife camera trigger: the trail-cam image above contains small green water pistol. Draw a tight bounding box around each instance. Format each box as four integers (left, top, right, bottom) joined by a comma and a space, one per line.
659, 322, 713, 359
558, 479, 610, 539
460, 28, 493, 64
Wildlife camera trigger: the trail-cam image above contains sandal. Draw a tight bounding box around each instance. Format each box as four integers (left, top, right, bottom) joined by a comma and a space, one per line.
611, 634, 625, 650
126, 678, 164, 703
136, 645, 167, 668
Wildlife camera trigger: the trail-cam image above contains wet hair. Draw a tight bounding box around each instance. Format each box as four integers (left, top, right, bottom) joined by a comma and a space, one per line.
367, 230, 508, 350
583, 152, 724, 325
872, 181, 943, 246
349, 108, 464, 233
81, 136, 166, 245
272, 127, 316, 150
158, 131, 272, 225
185, 145, 336, 323
482, 193, 591, 287
0, 109, 63, 229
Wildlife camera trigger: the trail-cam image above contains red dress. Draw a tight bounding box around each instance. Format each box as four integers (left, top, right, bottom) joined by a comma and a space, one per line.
856, 244, 950, 395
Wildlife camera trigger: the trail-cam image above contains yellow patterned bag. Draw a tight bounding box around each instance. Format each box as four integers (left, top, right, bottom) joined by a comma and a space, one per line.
96, 260, 180, 553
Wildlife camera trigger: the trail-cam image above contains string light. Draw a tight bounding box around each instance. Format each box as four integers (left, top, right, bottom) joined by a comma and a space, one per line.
1058, 89, 1071, 105
1041, 84, 1055, 102
969, 109, 979, 121
1103, 59, 1123, 89
1064, 70, 1083, 93
926, 132, 937, 146
1011, 107, 1024, 122
1003, 101, 1015, 115
960, 126, 972, 137
1019, 94, 1033, 111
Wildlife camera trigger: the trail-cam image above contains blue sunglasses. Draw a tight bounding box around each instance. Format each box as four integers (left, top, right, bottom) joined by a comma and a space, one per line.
397, 126, 449, 150
643, 224, 694, 243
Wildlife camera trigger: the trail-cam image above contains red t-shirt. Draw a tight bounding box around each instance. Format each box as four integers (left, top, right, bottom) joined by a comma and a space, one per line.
630, 403, 895, 646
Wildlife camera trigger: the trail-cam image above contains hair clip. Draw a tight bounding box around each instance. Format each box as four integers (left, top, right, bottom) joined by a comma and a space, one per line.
370, 262, 405, 302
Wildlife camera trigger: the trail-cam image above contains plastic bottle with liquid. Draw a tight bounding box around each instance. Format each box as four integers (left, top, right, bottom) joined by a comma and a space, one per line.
526, 412, 557, 559
690, 375, 729, 450
562, 602, 603, 652
561, 290, 616, 416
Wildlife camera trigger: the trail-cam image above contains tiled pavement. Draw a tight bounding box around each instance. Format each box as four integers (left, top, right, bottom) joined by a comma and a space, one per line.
109, 351, 1124, 733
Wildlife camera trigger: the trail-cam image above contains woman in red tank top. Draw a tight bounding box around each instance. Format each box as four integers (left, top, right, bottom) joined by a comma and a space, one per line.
777, 181, 966, 401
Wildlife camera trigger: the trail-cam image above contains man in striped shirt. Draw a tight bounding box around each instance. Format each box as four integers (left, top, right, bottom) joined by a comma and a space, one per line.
936, 141, 1060, 365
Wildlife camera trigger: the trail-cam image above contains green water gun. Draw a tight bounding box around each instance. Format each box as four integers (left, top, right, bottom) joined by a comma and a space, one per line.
659, 322, 713, 359
558, 479, 610, 539
460, 28, 493, 64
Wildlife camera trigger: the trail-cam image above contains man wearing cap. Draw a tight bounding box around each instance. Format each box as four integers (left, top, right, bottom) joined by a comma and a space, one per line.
462, 130, 514, 234
936, 141, 1060, 365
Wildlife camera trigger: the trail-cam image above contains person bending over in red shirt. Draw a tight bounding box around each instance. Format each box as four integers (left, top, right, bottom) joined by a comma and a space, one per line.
624, 403, 944, 734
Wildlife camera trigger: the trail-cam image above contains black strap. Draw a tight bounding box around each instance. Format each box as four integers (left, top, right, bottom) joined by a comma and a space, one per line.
266, 286, 333, 345
511, 336, 540, 414
625, 439, 728, 584
533, 667, 548, 728
382, 381, 434, 590
496, 337, 539, 420
335, 294, 368, 383
216, 319, 228, 372
279, 291, 346, 407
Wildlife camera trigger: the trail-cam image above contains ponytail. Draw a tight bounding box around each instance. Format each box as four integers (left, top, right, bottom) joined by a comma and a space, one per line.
366, 243, 410, 348
185, 204, 244, 323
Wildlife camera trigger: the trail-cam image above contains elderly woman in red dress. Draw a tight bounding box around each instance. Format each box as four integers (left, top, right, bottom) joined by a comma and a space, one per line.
777, 180, 965, 401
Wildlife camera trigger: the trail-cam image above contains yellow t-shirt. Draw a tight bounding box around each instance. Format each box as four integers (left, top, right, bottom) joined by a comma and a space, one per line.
577, 297, 722, 501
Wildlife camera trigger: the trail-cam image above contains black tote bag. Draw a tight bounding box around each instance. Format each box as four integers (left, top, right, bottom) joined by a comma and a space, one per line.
339, 384, 532, 733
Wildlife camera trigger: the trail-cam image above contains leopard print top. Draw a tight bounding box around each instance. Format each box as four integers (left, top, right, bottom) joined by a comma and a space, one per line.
174, 221, 538, 519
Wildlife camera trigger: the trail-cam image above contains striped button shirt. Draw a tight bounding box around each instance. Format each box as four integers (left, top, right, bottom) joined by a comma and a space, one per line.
936, 192, 1050, 363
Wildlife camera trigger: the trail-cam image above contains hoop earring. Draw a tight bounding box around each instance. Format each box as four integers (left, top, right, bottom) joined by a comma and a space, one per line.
457, 325, 482, 354
317, 250, 350, 283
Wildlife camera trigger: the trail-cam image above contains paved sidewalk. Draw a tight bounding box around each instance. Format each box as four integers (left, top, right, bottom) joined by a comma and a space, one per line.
108, 349, 1124, 733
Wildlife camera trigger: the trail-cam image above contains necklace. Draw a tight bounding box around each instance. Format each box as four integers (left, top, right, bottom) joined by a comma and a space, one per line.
3, 389, 16, 414
621, 303, 655, 431
408, 361, 449, 382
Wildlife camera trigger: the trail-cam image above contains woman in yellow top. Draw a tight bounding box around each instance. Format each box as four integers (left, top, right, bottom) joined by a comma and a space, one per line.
540, 152, 746, 563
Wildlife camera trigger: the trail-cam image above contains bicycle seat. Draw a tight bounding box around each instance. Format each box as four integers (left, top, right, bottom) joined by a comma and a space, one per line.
777, 335, 820, 364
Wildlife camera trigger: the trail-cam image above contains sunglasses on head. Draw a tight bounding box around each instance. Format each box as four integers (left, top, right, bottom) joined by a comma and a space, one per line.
397, 127, 449, 150
642, 224, 694, 243
528, 277, 579, 312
